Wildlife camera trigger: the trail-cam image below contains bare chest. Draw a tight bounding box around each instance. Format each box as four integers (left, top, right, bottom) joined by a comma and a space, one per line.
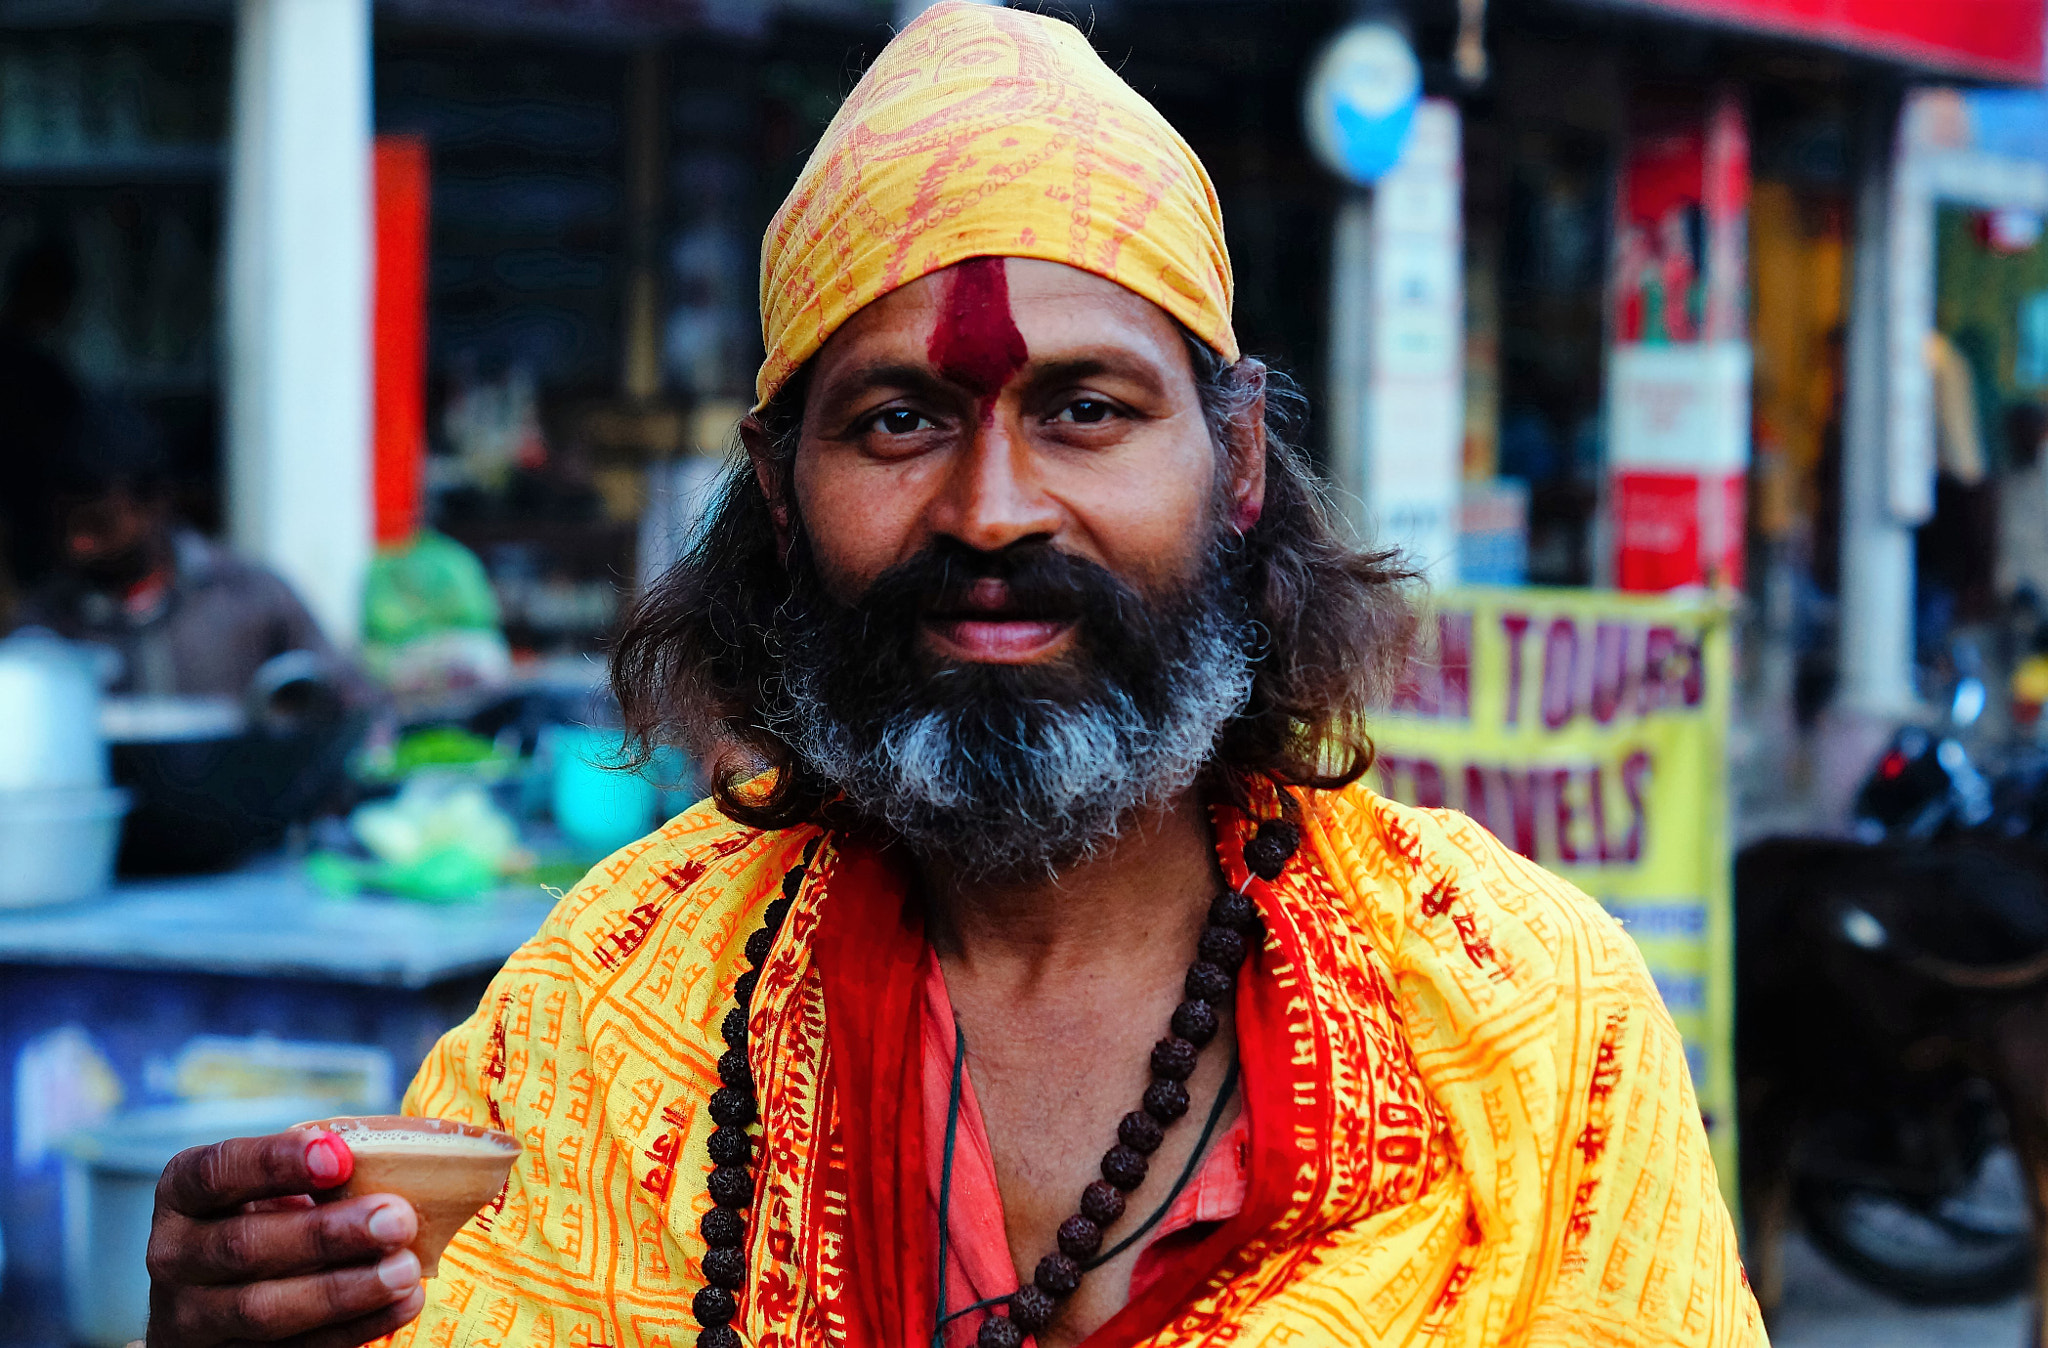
945, 982, 1241, 1348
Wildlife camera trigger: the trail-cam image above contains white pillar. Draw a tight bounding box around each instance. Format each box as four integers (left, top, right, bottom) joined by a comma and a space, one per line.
1836, 93, 1918, 715
225, 0, 373, 647
1326, 101, 1463, 584
1365, 100, 1462, 584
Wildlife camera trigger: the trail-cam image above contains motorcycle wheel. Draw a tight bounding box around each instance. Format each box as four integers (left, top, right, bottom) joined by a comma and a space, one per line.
1794, 1144, 2035, 1305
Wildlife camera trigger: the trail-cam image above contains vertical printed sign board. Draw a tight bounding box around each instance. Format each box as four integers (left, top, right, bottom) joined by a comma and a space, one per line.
1369, 586, 1738, 1203
1366, 99, 1464, 583
1609, 91, 1752, 592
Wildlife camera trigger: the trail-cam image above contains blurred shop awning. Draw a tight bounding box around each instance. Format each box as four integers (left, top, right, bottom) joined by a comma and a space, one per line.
1569, 0, 2045, 83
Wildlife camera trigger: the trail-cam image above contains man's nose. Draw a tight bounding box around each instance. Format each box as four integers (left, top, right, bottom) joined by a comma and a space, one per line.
924, 414, 1062, 552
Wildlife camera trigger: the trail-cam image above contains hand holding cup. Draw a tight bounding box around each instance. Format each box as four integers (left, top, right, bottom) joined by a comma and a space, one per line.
144, 1127, 426, 1347
297, 1116, 521, 1279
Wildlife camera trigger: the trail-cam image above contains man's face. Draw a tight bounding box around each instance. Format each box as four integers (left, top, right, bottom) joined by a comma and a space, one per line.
782, 257, 1261, 666
755, 258, 1266, 877
60, 487, 164, 590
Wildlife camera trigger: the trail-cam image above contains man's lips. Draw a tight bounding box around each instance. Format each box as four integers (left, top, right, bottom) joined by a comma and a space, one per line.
915, 578, 1079, 661
923, 615, 1075, 663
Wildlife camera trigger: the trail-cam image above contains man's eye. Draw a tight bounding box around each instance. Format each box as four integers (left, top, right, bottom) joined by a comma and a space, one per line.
870, 408, 936, 435
1056, 398, 1116, 425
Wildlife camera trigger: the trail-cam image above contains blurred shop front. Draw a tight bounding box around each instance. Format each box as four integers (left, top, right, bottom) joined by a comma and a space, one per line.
1883, 85, 2048, 732
1334, 0, 2046, 1216
1293, 6, 2042, 900
1276, 0, 2047, 755
1463, 0, 2042, 608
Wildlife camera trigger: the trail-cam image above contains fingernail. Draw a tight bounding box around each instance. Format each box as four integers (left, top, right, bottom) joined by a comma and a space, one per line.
366, 1199, 410, 1244
305, 1133, 351, 1185
376, 1248, 421, 1291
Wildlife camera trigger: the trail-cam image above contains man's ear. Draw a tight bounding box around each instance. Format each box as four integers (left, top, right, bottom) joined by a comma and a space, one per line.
740, 414, 795, 559
1223, 359, 1268, 533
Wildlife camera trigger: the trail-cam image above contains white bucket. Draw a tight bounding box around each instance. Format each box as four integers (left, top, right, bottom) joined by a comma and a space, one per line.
0, 786, 129, 909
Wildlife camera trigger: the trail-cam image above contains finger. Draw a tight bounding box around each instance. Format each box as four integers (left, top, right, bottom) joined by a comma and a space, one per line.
172, 1249, 420, 1344
245, 1195, 317, 1214
270, 1284, 427, 1348
159, 1131, 354, 1219
172, 1196, 417, 1286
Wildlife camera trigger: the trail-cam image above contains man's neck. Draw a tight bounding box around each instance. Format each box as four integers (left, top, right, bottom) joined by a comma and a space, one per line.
118, 559, 175, 619
919, 787, 1219, 978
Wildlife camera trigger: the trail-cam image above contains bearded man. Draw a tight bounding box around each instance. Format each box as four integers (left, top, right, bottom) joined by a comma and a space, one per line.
143, 7, 1762, 1347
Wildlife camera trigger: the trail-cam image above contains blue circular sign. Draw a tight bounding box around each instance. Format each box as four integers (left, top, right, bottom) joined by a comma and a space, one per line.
1304, 22, 1422, 186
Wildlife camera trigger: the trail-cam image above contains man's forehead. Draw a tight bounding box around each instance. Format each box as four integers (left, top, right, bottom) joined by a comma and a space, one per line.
812, 258, 1186, 380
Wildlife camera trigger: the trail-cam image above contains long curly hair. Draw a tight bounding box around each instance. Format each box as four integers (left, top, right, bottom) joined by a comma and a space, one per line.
611, 334, 1420, 829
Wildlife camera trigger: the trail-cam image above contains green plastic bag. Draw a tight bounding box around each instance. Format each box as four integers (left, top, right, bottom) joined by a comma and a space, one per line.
362, 532, 500, 647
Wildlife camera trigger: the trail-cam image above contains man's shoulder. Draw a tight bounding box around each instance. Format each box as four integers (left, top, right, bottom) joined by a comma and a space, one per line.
523, 799, 818, 998
1307, 778, 1597, 910
1302, 778, 1641, 999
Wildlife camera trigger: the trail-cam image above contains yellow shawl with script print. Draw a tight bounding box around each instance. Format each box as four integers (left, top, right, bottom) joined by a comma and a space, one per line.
374, 782, 1764, 1347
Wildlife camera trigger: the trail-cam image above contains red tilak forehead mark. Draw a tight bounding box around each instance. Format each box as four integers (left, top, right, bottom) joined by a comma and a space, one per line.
928, 256, 1029, 416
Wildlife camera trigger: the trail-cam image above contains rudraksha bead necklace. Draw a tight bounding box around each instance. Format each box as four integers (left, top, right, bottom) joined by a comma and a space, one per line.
688, 835, 818, 1348
688, 819, 1301, 1348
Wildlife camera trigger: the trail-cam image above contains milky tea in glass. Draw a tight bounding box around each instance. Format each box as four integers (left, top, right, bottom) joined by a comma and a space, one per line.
301, 1115, 521, 1277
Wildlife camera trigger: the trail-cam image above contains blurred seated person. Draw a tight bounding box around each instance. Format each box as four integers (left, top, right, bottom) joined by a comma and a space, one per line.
10, 399, 371, 706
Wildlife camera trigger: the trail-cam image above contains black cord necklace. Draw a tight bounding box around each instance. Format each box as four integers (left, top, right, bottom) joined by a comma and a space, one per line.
931, 1033, 1241, 1348
688, 818, 1300, 1348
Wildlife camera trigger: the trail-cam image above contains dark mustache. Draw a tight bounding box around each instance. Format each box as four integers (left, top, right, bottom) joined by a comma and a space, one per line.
853, 539, 1140, 627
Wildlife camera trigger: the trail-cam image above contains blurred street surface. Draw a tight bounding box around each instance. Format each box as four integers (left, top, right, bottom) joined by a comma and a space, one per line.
1771, 1233, 2030, 1346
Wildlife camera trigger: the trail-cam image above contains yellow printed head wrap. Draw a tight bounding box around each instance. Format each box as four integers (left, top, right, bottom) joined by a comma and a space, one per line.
755, 0, 1237, 409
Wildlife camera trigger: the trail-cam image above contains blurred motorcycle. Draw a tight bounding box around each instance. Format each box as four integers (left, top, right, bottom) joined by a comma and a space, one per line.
1851, 638, 1995, 825
1742, 672, 2048, 1316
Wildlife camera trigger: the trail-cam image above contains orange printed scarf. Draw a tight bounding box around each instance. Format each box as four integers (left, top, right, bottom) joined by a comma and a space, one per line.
379, 782, 1764, 1347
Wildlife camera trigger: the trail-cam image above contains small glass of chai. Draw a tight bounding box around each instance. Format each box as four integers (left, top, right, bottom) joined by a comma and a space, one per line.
299, 1115, 521, 1278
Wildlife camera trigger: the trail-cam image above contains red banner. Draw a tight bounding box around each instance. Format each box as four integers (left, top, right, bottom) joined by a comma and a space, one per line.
1597, 0, 2042, 81
373, 136, 430, 546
